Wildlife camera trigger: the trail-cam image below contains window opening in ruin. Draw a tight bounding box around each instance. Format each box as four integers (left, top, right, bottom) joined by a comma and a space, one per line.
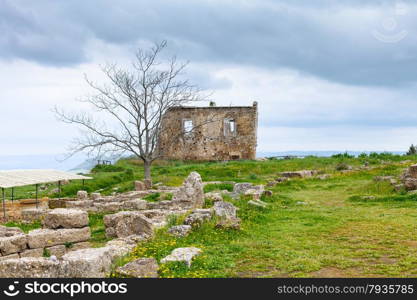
183, 119, 194, 136
224, 119, 236, 136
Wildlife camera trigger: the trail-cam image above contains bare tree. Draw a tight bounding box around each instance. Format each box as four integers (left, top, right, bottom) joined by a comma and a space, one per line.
55, 41, 207, 180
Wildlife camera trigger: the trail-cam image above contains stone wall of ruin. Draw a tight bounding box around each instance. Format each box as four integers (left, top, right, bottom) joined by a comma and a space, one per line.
158, 102, 258, 161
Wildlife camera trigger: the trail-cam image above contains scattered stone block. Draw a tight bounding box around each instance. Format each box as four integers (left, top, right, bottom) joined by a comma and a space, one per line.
213, 201, 237, 219
66, 200, 93, 209
0, 225, 23, 237
62, 244, 132, 278
116, 258, 158, 278
20, 248, 44, 258
233, 183, 254, 194
172, 172, 204, 208
248, 200, 267, 208
215, 216, 241, 230
94, 202, 124, 213
27, 227, 91, 249
66, 241, 91, 252
134, 181, 145, 191
48, 198, 68, 209
104, 211, 154, 238
161, 247, 202, 267
77, 190, 88, 200
0, 234, 27, 255
43, 208, 89, 229
91, 192, 101, 200
0, 253, 20, 262
21, 208, 48, 222
204, 192, 223, 202
184, 209, 212, 227
46, 245, 66, 258
0, 257, 65, 278
168, 225, 192, 237
122, 199, 147, 210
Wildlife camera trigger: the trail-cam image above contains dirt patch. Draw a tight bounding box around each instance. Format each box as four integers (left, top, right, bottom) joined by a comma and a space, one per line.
403, 240, 417, 249
310, 267, 347, 278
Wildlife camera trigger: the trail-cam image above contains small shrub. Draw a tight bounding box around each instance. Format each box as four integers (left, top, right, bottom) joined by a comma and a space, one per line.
43, 248, 51, 258
91, 164, 125, 173
332, 152, 354, 159
144, 193, 161, 202
335, 163, 350, 171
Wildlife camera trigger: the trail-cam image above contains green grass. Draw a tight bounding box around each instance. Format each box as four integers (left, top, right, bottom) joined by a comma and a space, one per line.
88, 213, 111, 247
109, 154, 417, 278
4, 220, 42, 233
4, 153, 417, 278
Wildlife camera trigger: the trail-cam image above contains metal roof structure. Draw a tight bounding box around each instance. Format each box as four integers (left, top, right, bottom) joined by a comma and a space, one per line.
0, 169, 91, 188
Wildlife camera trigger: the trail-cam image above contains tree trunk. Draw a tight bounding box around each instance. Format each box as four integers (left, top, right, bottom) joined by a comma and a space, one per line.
144, 160, 152, 180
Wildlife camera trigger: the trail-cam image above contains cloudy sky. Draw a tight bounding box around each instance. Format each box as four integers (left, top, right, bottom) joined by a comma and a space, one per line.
1, 0, 417, 156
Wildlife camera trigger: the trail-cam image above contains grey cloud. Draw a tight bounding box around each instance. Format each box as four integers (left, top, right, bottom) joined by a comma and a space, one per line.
1, 0, 417, 86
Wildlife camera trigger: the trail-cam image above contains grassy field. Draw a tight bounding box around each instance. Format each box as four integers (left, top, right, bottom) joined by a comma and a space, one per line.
5, 153, 417, 277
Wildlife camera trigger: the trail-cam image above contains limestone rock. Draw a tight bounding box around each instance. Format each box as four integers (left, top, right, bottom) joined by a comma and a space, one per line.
66, 241, 91, 252
172, 172, 204, 208
204, 192, 223, 202
168, 225, 192, 237
91, 192, 101, 200
0, 225, 23, 237
0, 258, 66, 278
215, 216, 241, 230
21, 208, 48, 222
116, 258, 158, 278
134, 181, 145, 191
0, 253, 20, 262
184, 209, 212, 227
161, 247, 202, 268
77, 190, 88, 200
213, 201, 237, 219
43, 208, 89, 229
46, 245, 66, 258
93, 202, 123, 213
280, 170, 317, 178
20, 248, 44, 258
66, 200, 93, 209
248, 200, 267, 208
0, 234, 27, 255
27, 227, 91, 249
233, 183, 254, 194
62, 244, 131, 278
122, 199, 147, 210
104, 211, 154, 238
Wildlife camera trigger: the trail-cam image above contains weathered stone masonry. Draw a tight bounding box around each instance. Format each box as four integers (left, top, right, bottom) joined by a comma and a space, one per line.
158, 102, 258, 161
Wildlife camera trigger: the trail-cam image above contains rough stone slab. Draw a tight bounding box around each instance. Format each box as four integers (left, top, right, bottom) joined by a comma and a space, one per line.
67, 241, 91, 252
233, 183, 254, 194
215, 216, 241, 230
134, 181, 145, 191
104, 211, 154, 238
93, 202, 124, 213
161, 247, 202, 267
62, 244, 131, 278
122, 199, 147, 210
0, 225, 23, 237
172, 172, 204, 208
20, 248, 44, 258
77, 190, 88, 200
0, 258, 66, 278
21, 208, 48, 222
168, 225, 192, 237
0, 234, 27, 255
0, 253, 20, 262
91, 192, 101, 200
66, 200, 94, 209
48, 198, 68, 209
46, 245, 66, 258
116, 258, 158, 278
27, 227, 91, 249
248, 200, 267, 208
43, 208, 89, 229
213, 201, 237, 219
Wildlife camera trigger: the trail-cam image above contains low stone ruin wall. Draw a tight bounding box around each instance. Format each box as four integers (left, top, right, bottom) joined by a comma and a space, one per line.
0, 209, 91, 262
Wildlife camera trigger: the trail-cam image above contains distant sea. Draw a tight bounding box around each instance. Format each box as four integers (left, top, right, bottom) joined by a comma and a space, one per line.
0, 151, 407, 173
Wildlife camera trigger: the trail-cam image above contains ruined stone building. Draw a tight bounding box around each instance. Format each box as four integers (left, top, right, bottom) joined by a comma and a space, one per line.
158, 102, 258, 161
